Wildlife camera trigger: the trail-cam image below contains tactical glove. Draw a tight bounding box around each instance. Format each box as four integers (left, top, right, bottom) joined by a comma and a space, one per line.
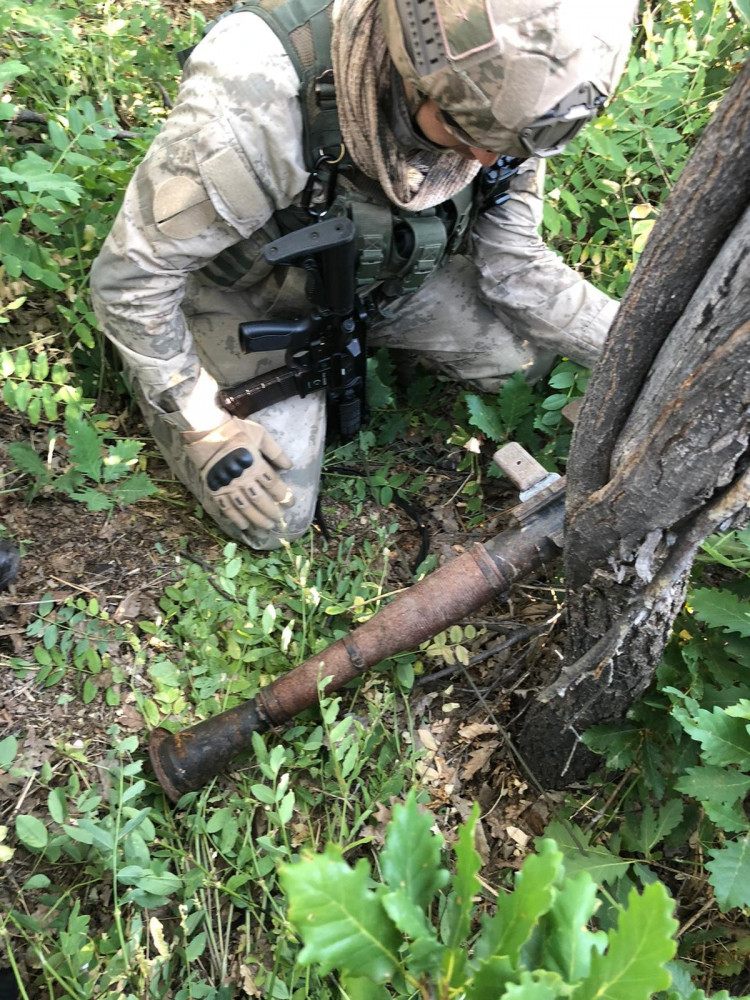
182, 417, 293, 532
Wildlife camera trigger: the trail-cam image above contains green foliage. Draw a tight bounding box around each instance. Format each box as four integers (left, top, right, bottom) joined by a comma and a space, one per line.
544, 0, 749, 297
0, 0, 197, 351
572, 884, 676, 1000
282, 797, 681, 999
460, 360, 591, 477
281, 849, 403, 981
4, 540, 420, 999
9, 412, 156, 511
705, 836, 750, 912
1, 342, 87, 424
689, 587, 750, 637
582, 527, 750, 934
541, 820, 631, 885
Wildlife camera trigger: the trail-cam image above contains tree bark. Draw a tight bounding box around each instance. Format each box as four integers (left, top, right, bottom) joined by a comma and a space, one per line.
516, 61, 750, 786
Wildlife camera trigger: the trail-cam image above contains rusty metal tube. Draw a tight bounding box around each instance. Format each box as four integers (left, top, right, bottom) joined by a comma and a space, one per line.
150, 498, 564, 801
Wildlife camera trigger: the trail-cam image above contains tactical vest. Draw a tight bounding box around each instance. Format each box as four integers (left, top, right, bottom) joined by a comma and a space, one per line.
190, 0, 519, 302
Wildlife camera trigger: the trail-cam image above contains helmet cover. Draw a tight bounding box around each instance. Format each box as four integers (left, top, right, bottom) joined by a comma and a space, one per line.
379, 0, 637, 156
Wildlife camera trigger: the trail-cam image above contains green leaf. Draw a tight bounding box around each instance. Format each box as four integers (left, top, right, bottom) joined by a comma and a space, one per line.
366, 355, 394, 410
13, 347, 31, 379
103, 439, 143, 482
702, 799, 749, 834
582, 723, 640, 769
69, 488, 113, 512
444, 803, 481, 950
572, 883, 677, 1000
548, 369, 576, 391
66, 416, 102, 481
670, 700, 750, 767
6, 443, 50, 484
675, 766, 750, 806
532, 872, 607, 983
731, 0, 750, 25
110, 472, 157, 506
622, 801, 684, 856
340, 976, 391, 1000
501, 972, 571, 999
705, 836, 750, 911
381, 889, 433, 940
541, 394, 569, 412
498, 372, 536, 430
186, 931, 207, 962
47, 120, 69, 152
29, 212, 61, 237
63, 823, 94, 845
15, 814, 48, 851
0, 735, 19, 770
465, 393, 506, 442
27, 396, 42, 426
280, 847, 401, 982
23, 874, 51, 890
381, 790, 448, 910
690, 588, 750, 637
47, 787, 66, 824
137, 872, 182, 896
466, 956, 515, 1000
13, 381, 31, 413
540, 822, 630, 885
476, 839, 562, 964
251, 784, 276, 805
0, 60, 30, 86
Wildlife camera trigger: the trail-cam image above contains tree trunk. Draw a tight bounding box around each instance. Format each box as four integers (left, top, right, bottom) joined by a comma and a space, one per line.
517, 61, 750, 787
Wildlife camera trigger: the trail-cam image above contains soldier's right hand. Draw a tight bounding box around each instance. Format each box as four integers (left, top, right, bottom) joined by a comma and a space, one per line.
182, 416, 293, 531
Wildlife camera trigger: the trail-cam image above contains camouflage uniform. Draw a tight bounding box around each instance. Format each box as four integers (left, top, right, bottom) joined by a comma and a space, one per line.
90, 11, 618, 549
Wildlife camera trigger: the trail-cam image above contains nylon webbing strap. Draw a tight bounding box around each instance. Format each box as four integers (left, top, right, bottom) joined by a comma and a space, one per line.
446, 185, 474, 254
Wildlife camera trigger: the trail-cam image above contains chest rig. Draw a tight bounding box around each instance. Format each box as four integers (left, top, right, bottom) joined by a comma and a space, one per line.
191, 0, 516, 303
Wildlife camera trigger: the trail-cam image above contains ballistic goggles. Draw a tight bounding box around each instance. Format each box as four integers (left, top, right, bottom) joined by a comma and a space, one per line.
442, 81, 607, 158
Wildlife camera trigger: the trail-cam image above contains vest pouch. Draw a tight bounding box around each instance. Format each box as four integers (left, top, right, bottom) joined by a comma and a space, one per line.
390, 216, 448, 295
349, 202, 393, 292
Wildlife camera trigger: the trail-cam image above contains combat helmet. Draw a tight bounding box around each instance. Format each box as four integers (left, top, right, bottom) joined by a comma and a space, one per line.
379, 0, 637, 157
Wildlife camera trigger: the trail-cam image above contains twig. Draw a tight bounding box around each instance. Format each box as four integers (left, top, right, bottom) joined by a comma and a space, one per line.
415, 619, 556, 689
10, 108, 139, 141
585, 767, 636, 830
49, 575, 100, 598
678, 898, 716, 937
10, 774, 35, 818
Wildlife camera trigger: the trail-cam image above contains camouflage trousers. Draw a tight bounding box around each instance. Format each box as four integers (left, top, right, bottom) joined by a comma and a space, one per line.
137, 255, 559, 549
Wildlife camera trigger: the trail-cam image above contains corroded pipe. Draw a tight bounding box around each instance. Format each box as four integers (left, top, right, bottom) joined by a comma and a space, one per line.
150, 493, 564, 801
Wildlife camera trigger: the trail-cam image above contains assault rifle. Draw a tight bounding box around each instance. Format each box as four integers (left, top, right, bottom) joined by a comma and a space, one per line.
218, 217, 367, 440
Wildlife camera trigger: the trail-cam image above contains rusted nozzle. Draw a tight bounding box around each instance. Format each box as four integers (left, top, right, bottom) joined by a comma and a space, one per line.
150, 492, 564, 802
149, 698, 268, 801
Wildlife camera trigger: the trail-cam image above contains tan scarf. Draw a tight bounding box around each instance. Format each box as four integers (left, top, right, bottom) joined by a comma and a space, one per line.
331, 0, 480, 211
